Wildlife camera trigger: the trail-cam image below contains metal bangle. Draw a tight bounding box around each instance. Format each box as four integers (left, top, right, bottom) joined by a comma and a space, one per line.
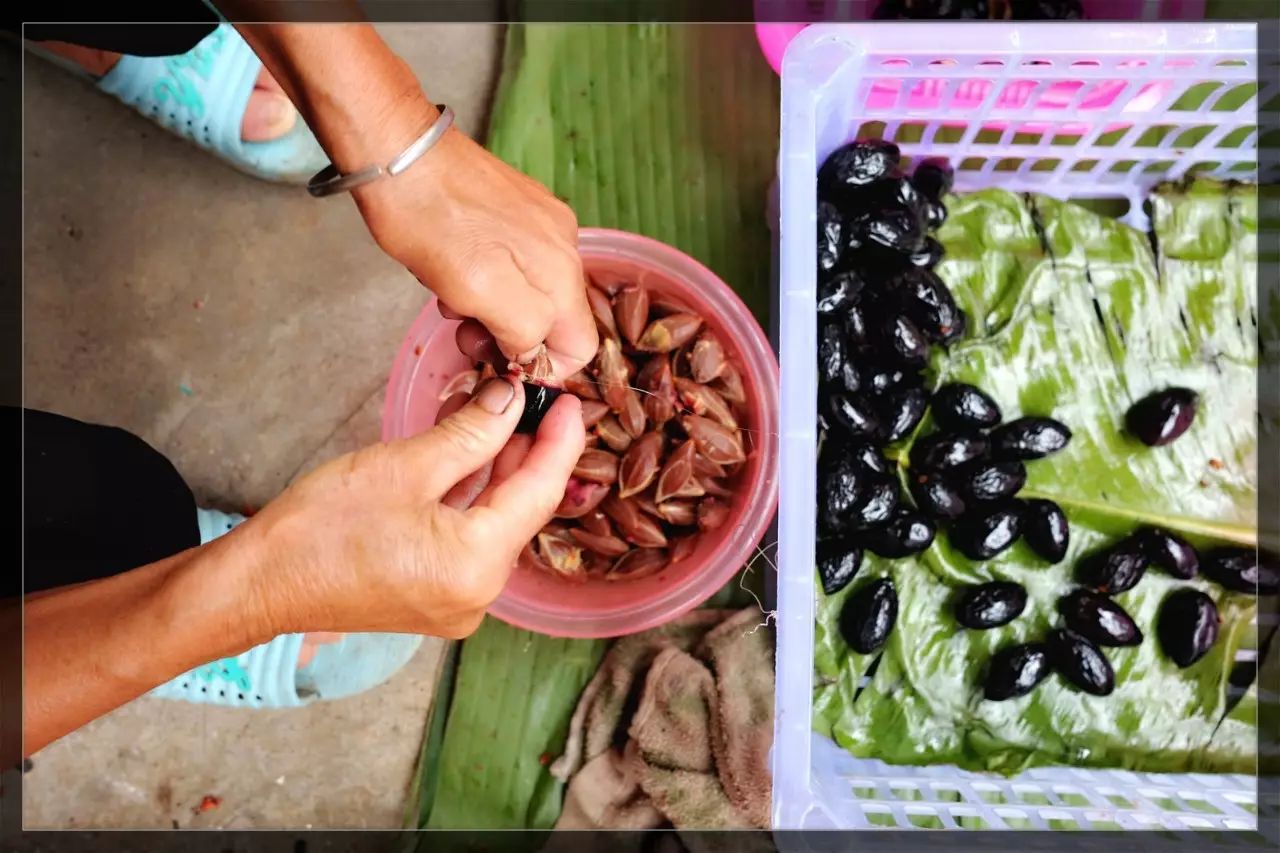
306, 105, 455, 198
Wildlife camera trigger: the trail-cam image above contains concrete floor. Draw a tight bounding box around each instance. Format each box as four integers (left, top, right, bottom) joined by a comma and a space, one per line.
22, 23, 504, 829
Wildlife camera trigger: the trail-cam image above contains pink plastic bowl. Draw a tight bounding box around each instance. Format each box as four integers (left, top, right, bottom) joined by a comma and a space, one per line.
382, 228, 780, 639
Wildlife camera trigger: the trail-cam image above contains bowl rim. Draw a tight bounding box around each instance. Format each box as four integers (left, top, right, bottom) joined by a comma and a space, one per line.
384, 227, 780, 638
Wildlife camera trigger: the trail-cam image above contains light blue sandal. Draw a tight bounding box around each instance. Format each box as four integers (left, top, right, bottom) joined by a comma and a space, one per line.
148, 509, 423, 708
30, 23, 328, 185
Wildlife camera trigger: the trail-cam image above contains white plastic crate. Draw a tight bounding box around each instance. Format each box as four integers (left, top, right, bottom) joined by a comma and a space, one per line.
773, 22, 1265, 832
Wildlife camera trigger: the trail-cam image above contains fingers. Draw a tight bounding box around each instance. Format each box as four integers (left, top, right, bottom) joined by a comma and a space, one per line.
435, 392, 491, 510
465, 394, 585, 551
436, 249, 556, 362
401, 377, 524, 499
438, 301, 464, 321
530, 261, 599, 380
455, 320, 504, 368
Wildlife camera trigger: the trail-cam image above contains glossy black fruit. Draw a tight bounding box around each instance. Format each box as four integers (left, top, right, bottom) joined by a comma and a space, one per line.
1012, 0, 1084, 19
1202, 547, 1279, 595
880, 387, 929, 443
829, 392, 882, 440
839, 577, 898, 654
818, 453, 865, 534
1076, 537, 1147, 595
931, 383, 1002, 431
863, 363, 917, 395
818, 269, 866, 316
844, 302, 872, 347
1058, 589, 1143, 647
819, 139, 901, 195
950, 504, 1022, 560
921, 198, 948, 230
938, 307, 967, 345
1158, 589, 1220, 668
889, 268, 962, 343
847, 438, 894, 476
912, 157, 955, 201
1048, 628, 1115, 696
1125, 387, 1198, 447
990, 416, 1072, 460
817, 539, 863, 596
862, 205, 925, 255
515, 382, 563, 434
984, 643, 1052, 701
850, 475, 900, 530
818, 320, 847, 387
909, 237, 944, 269
910, 431, 989, 472
863, 509, 936, 558
1022, 498, 1069, 563
881, 313, 930, 364
818, 201, 844, 274
958, 460, 1027, 503
909, 472, 968, 520
1136, 527, 1199, 580
955, 581, 1027, 629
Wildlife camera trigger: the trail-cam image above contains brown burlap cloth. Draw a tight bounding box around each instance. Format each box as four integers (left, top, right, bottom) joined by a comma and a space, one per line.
549, 607, 774, 832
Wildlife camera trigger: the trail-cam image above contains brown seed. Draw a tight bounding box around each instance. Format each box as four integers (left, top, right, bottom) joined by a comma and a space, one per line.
537, 532, 585, 579
649, 293, 696, 316
596, 416, 634, 452
657, 499, 698, 527
569, 527, 631, 558
573, 448, 620, 484
670, 535, 700, 563
580, 509, 613, 538
583, 551, 612, 577
672, 476, 707, 500
521, 540, 552, 573
675, 377, 738, 429
618, 388, 648, 438
613, 285, 650, 346
637, 356, 678, 426
590, 273, 627, 297
712, 363, 747, 406
692, 452, 726, 479
564, 370, 601, 401
636, 313, 704, 353
587, 284, 621, 342
607, 548, 669, 581
654, 440, 699, 503
698, 498, 730, 531
634, 491, 663, 519
554, 479, 611, 519
682, 415, 747, 465
689, 333, 728, 383
540, 521, 571, 539
618, 432, 664, 498
580, 399, 610, 429
597, 338, 635, 410
700, 476, 734, 498
602, 493, 668, 548
583, 433, 600, 448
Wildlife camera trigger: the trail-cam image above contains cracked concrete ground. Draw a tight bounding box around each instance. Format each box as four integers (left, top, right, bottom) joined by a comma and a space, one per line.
21, 23, 503, 829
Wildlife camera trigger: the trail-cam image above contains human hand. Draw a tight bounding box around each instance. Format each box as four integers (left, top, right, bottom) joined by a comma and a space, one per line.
242, 378, 584, 640
355, 111, 598, 380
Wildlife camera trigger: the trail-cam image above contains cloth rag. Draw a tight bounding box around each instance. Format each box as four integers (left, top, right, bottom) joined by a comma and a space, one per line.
551, 607, 774, 831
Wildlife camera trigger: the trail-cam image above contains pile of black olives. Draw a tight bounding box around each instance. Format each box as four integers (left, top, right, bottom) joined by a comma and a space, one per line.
874, 0, 1084, 19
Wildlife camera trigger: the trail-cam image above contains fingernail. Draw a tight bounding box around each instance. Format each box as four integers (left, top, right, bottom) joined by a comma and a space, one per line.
474, 378, 516, 415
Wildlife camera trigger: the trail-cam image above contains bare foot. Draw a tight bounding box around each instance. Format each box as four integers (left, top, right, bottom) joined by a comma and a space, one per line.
38, 41, 298, 142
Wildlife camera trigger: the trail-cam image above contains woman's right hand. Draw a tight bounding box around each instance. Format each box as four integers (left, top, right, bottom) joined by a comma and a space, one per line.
239, 377, 584, 640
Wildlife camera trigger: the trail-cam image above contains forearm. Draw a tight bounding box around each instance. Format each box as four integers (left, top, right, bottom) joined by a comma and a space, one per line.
23, 529, 269, 755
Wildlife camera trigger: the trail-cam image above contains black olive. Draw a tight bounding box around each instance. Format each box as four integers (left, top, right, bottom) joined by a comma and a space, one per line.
845, 437, 893, 476
912, 157, 955, 200
938, 307, 967, 345
863, 509, 936, 558
955, 581, 1027, 629
818, 269, 866, 315
838, 577, 898, 654
880, 387, 928, 443
863, 363, 916, 395
818, 201, 844, 275
909, 472, 968, 520
1012, 0, 1083, 19
829, 392, 882, 440
850, 475, 900, 530
818, 320, 847, 388
881, 313, 930, 365
887, 268, 962, 343
1048, 628, 1115, 696
1125, 387, 1198, 447
921, 198, 948, 231
1022, 498, 1069, 564
862, 206, 926, 256
1136, 527, 1199, 580
931, 383, 1002, 431
844, 302, 872, 347
515, 382, 563, 434
818, 453, 866, 535
990, 416, 1072, 460
817, 539, 863, 596
957, 460, 1027, 503
1058, 589, 1143, 647
819, 139, 901, 195
909, 431, 989, 472
1202, 547, 1279, 595
1076, 537, 1147, 595
908, 237, 944, 268
1158, 589, 1220, 668
984, 643, 1052, 701
949, 504, 1022, 560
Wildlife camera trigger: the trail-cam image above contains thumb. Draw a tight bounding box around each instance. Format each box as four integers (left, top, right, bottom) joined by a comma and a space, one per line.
401, 377, 525, 499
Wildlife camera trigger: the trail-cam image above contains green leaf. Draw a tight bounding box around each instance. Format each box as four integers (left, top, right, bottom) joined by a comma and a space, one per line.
818, 180, 1261, 774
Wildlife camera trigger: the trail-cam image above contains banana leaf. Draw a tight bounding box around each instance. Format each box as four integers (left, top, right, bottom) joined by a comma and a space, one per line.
816, 180, 1262, 774
420, 23, 780, 831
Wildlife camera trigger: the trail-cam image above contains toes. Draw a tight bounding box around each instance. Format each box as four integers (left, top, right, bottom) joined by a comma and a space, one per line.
254, 67, 286, 95
241, 89, 297, 142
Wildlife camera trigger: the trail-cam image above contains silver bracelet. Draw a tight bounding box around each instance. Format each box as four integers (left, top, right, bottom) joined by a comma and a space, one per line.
306, 105, 455, 198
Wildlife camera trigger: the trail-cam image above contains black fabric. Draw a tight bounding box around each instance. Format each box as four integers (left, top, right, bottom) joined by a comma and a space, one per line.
10, 18, 219, 58
23, 409, 200, 594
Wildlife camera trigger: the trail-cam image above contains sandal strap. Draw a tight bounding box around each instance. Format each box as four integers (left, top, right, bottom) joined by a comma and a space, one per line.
149, 632, 310, 708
